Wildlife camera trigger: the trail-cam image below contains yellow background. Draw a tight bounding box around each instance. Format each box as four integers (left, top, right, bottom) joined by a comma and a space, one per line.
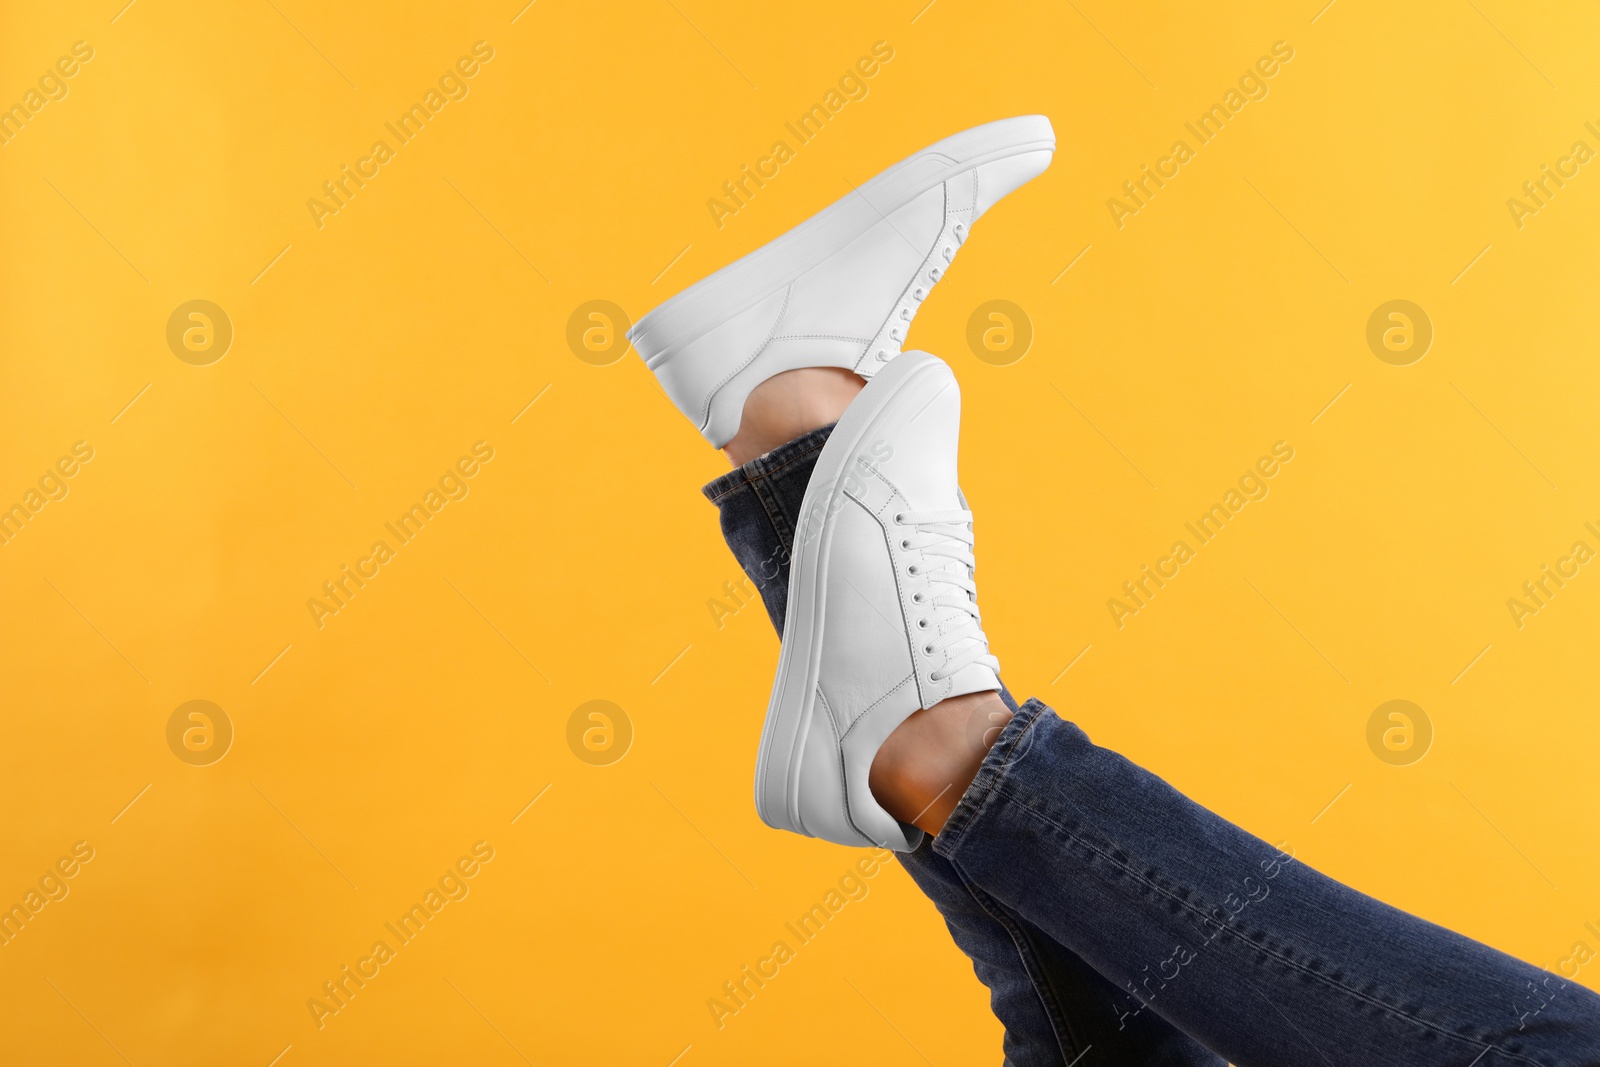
3, 0, 1598, 1063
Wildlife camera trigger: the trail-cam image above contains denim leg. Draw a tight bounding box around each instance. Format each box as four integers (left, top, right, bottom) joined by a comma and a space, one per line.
704, 428, 1223, 1067
936, 699, 1600, 1067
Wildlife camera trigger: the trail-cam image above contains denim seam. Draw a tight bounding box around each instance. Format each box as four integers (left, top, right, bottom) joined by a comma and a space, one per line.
704, 484, 742, 506
958, 872, 1079, 1065
745, 440, 831, 486
748, 466, 799, 550
704, 439, 833, 508
989, 785, 1536, 1066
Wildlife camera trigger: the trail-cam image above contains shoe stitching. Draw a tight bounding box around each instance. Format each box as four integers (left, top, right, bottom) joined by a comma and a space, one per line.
858, 184, 951, 372
697, 285, 793, 432
768, 333, 874, 344
653, 166, 961, 362
814, 685, 844, 740
833, 673, 917, 848
812, 687, 851, 832
840, 670, 916, 723
854, 462, 954, 707
654, 141, 1046, 367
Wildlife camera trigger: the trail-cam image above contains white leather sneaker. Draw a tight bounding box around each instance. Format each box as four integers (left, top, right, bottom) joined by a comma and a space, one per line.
756, 351, 1000, 851
630, 116, 1055, 447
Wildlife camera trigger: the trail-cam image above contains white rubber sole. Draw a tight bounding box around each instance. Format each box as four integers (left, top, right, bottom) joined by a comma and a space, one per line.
630, 116, 1055, 364
753, 351, 942, 839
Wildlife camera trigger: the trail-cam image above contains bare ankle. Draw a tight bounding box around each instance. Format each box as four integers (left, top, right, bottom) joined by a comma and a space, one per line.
723, 367, 865, 467
869, 691, 1011, 837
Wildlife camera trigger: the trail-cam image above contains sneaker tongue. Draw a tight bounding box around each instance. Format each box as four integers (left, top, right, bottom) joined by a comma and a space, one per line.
945, 661, 1002, 700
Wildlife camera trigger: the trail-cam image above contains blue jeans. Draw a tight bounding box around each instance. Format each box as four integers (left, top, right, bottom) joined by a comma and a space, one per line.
703, 424, 1600, 1067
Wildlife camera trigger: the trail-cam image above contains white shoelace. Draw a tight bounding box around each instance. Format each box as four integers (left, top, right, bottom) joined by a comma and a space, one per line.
876, 222, 967, 362
894, 507, 999, 682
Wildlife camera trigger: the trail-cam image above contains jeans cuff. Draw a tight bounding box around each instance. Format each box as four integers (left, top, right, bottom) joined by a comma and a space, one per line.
933, 697, 1053, 858
700, 423, 837, 505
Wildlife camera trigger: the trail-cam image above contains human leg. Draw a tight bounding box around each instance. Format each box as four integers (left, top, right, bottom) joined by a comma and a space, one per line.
722, 352, 1600, 1066
907, 698, 1600, 1067
704, 415, 1222, 1067
645, 114, 1222, 1063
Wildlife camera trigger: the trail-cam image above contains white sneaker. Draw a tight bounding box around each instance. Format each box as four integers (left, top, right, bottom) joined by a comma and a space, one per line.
756, 351, 1000, 851
630, 116, 1055, 447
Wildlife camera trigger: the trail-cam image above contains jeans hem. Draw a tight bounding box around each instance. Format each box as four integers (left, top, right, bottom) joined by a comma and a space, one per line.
700, 423, 837, 505
933, 696, 1052, 860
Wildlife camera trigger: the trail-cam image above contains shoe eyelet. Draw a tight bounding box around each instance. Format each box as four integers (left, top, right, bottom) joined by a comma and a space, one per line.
900, 539, 910, 549
912, 592, 924, 603
893, 512, 905, 525
908, 565, 919, 576
923, 644, 935, 655
913, 288, 925, 300
916, 618, 928, 629
876, 349, 889, 361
